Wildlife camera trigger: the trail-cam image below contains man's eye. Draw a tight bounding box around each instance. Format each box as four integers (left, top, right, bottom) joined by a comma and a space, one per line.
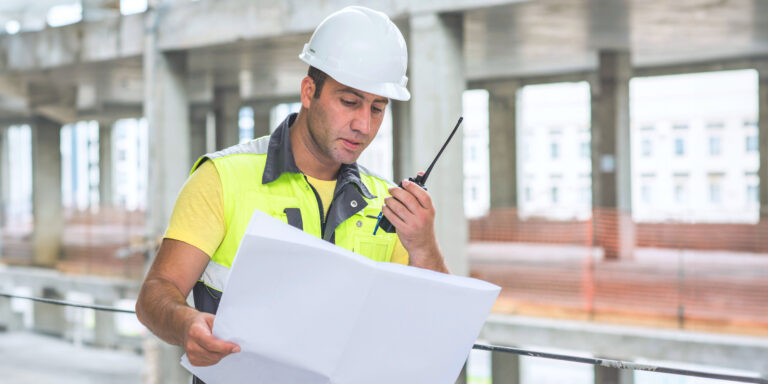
372, 107, 383, 114
341, 99, 355, 106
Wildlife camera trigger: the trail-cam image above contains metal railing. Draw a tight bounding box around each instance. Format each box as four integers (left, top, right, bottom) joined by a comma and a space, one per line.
1, 292, 765, 384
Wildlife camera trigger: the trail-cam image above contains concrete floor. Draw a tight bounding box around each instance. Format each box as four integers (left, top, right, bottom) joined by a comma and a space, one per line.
0, 331, 144, 384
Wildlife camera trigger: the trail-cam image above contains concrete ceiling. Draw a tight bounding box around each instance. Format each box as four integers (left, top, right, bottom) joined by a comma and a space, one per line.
184, 0, 768, 91
2, 0, 768, 121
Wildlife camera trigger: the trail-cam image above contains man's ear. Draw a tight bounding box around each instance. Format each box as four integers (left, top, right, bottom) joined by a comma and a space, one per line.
300, 76, 315, 109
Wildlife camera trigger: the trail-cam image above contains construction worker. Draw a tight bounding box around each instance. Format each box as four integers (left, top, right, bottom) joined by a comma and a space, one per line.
135, 5, 449, 376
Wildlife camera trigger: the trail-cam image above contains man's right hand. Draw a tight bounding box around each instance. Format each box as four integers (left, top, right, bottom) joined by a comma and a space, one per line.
184, 312, 241, 366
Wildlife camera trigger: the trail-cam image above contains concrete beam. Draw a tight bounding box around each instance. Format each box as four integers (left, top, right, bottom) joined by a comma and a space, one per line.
0, 265, 140, 301
155, 0, 527, 51
1, 13, 144, 71
486, 81, 519, 209
407, 12, 467, 275
0, 0, 530, 73
590, 50, 634, 260
31, 116, 62, 267
481, 315, 768, 375
82, 0, 121, 23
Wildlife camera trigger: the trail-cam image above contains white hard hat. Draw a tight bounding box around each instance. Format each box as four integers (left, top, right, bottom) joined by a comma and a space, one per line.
299, 6, 410, 101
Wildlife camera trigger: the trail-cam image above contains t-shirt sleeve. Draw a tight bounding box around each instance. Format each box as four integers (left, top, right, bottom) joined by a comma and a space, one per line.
163, 160, 225, 258
390, 235, 409, 265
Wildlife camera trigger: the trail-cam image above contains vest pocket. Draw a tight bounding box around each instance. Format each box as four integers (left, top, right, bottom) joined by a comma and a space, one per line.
354, 234, 393, 262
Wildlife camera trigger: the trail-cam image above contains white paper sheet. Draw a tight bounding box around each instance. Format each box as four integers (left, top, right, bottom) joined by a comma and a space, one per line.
182, 209, 500, 384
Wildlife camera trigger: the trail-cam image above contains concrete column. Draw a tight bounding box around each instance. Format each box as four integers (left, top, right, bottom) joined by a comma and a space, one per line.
143, 9, 192, 383
143, 335, 190, 384
93, 299, 117, 347
487, 82, 520, 209
31, 117, 62, 266
391, 100, 412, 183
215, 88, 241, 149
408, 12, 467, 275
590, 50, 634, 260
492, 350, 520, 384
0, 125, 8, 228
143, 17, 191, 238
189, 105, 210, 166
32, 287, 66, 337
758, 65, 768, 220
454, 362, 467, 384
250, 100, 274, 139
595, 363, 634, 384
99, 122, 113, 207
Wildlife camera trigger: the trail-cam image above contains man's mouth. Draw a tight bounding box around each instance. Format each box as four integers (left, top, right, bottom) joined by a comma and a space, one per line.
340, 138, 362, 150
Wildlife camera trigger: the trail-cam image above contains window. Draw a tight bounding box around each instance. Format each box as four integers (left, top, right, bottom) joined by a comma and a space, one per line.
708, 174, 723, 204
674, 184, 685, 203
580, 141, 590, 159
238, 106, 255, 143
674, 138, 685, 156
641, 184, 652, 204
525, 187, 532, 202
709, 136, 722, 156
706, 121, 725, 129
641, 139, 652, 157
673, 173, 689, 204
580, 186, 591, 204
551, 186, 559, 204
746, 135, 758, 153
747, 185, 759, 206
550, 142, 560, 159
672, 123, 689, 130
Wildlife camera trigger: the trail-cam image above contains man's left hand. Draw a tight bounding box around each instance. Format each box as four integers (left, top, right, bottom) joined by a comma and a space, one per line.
383, 176, 449, 273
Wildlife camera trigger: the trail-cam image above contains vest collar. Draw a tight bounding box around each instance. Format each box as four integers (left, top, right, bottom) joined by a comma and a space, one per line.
262, 113, 376, 200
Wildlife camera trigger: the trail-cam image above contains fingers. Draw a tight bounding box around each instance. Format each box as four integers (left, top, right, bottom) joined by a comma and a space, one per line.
387, 179, 434, 212
401, 179, 433, 209
382, 204, 407, 229
185, 313, 240, 367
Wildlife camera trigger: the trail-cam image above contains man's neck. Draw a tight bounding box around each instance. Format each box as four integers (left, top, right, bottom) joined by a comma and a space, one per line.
290, 111, 341, 181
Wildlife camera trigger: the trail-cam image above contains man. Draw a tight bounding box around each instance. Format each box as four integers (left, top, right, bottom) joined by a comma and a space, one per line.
135, 5, 449, 374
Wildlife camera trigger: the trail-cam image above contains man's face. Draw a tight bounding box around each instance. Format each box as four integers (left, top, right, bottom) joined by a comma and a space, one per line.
303, 76, 389, 165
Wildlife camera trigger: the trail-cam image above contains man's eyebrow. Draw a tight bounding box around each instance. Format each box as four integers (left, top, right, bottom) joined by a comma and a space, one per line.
337, 88, 389, 104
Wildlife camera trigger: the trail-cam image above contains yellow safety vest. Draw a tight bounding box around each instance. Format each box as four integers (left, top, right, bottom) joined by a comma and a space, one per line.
192, 114, 398, 314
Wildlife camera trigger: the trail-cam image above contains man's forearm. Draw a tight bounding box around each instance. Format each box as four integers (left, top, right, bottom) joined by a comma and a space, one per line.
136, 277, 198, 346
408, 241, 450, 274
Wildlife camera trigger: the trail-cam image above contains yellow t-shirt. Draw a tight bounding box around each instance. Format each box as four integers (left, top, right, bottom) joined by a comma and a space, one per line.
164, 161, 409, 265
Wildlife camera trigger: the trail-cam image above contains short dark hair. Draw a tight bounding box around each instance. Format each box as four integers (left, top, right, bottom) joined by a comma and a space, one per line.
307, 66, 328, 99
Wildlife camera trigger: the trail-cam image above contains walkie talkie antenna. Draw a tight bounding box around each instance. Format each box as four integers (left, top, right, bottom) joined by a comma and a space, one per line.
421, 117, 463, 183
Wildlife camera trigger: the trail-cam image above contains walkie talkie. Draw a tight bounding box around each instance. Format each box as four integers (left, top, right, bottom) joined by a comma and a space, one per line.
373, 116, 464, 235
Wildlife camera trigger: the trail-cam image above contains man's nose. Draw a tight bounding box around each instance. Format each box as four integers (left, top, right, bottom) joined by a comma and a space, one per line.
351, 106, 372, 135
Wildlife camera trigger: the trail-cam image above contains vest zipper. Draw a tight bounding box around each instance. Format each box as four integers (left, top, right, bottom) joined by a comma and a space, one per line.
304, 175, 327, 237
